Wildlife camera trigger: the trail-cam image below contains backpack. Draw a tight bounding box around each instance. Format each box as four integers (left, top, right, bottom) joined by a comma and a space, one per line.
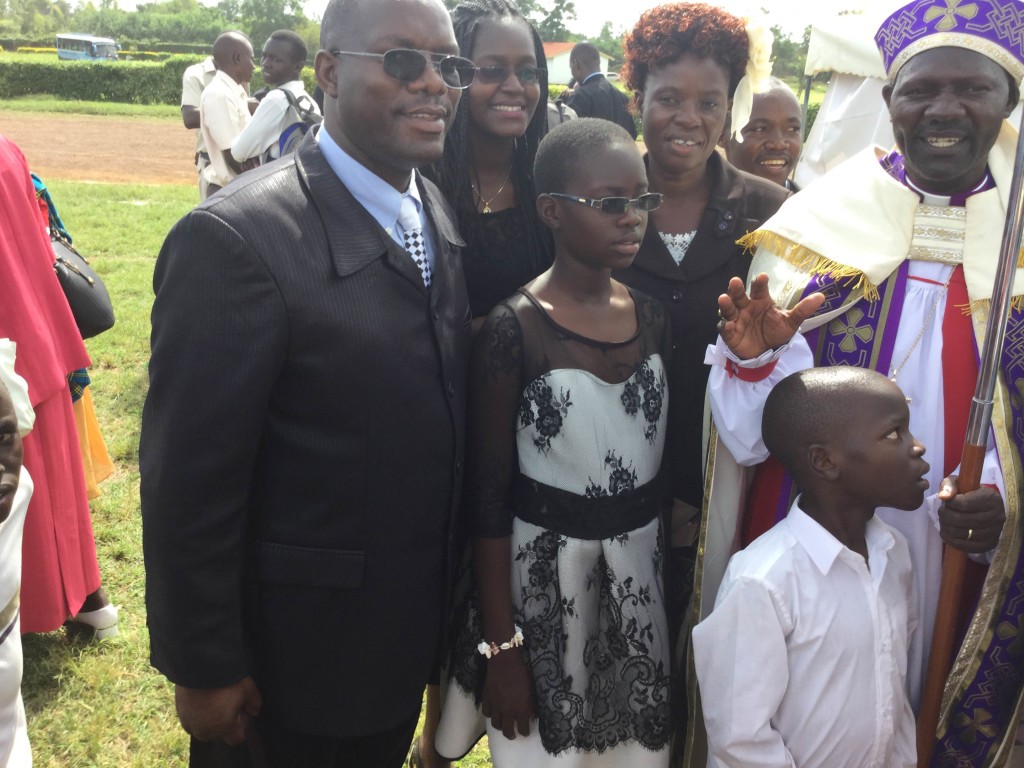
264, 88, 322, 162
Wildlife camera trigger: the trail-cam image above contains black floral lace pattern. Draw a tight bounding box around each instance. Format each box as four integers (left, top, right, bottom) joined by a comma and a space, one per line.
519, 376, 573, 453
446, 521, 670, 756
585, 451, 639, 498
621, 360, 667, 444
516, 527, 671, 755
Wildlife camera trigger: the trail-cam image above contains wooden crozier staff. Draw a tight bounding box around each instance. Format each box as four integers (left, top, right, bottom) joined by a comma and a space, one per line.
917, 125, 1024, 767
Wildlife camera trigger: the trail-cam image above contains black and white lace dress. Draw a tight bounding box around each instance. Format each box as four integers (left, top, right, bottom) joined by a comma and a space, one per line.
436, 288, 673, 767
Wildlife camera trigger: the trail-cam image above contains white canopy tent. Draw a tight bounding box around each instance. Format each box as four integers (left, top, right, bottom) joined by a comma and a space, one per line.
794, 9, 893, 187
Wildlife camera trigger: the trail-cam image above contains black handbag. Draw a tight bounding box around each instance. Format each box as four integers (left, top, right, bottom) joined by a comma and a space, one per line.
51, 233, 115, 339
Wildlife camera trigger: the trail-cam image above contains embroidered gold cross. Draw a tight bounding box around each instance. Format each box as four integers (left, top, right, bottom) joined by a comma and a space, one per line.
924, 0, 979, 31
829, 308, 873, 354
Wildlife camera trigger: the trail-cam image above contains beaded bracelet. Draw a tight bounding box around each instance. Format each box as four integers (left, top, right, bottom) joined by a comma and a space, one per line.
477, 625, 524, 659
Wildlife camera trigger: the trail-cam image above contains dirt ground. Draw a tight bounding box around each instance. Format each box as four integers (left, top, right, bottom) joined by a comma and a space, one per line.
0, 111, 195, 185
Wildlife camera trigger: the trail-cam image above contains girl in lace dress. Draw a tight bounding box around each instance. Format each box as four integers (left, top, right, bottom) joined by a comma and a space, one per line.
436, 119, 673, 767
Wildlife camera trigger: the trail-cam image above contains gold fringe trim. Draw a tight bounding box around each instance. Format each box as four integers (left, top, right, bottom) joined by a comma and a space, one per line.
969, 296, 1024, 315
737, 231, 880, 301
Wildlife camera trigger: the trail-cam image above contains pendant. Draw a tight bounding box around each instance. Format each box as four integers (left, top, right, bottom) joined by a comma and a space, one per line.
482, 203, 491, 214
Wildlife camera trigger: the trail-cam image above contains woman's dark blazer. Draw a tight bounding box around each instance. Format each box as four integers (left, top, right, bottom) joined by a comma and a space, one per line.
617, 152, 789, 510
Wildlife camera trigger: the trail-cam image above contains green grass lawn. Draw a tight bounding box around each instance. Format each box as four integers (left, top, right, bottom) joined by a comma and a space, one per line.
20, 179, 493, 766
0, 95, 182, 120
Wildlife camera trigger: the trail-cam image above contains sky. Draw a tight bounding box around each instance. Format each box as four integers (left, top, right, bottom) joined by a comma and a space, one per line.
292, 1, 890, 38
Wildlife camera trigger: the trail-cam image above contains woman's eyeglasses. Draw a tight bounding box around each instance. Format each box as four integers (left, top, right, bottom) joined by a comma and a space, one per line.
474, 65, 544, 86
548, 192, 663, 215
331, 48, 477, 89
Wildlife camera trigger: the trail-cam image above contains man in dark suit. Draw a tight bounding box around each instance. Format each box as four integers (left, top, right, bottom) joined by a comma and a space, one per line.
139, 0, 472, 765
565, 42, 637, 139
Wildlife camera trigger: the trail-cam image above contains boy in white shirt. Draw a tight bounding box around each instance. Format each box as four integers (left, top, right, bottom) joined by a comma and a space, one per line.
231, 30, 320, 167
692, 367, 925, 768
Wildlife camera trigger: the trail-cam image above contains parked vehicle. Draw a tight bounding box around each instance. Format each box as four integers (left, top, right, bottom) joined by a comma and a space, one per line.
56, 34, 118, 61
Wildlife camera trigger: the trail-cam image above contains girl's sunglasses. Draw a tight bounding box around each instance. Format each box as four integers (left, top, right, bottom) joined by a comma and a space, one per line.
474, 65, 544, 86
548, 192, 664, 215
331, 48, 477, 89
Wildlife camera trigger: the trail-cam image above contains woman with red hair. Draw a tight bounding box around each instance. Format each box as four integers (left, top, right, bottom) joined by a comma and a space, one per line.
615, 5, 789, 756
617, 0, 788, 648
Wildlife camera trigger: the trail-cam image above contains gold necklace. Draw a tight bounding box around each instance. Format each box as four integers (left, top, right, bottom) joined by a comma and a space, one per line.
472, 163, 513, 213
888, 266, 956, 401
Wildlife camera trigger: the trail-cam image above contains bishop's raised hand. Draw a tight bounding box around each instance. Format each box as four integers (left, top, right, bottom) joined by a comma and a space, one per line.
716, 273, 825, 360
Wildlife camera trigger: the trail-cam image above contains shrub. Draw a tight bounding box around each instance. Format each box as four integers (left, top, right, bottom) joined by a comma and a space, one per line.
0, 55, 202, 103
804, 103, 820, 139
0, 55, 317, 105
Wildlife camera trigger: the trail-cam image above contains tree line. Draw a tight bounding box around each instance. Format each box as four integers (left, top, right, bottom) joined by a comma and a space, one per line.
0, 0, 807, 78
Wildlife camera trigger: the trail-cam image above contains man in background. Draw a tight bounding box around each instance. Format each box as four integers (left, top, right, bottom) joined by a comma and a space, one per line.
726, 77, 803, 191
565, 41, 636, 138
231, 30, 320, 168
199, 31, 254, 197
180, 48, 216, 199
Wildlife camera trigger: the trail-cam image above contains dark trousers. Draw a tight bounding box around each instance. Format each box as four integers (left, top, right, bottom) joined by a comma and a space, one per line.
189, 711, 419, 768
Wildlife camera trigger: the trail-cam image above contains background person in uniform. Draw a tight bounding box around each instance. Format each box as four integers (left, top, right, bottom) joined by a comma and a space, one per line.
180, 46, 217, 199
199, 31, 255, 197
139, 0, 473, 764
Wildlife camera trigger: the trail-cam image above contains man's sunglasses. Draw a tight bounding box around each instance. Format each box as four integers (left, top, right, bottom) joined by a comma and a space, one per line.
548, 192, 664, 214
331, 48, 476, 89
474, 65, 544, 86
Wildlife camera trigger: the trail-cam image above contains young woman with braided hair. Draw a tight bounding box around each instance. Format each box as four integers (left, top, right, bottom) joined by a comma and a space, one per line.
411, 4, 550, 765
428, 0, 552, 332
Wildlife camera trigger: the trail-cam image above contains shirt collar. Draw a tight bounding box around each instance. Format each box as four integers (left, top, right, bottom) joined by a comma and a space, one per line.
213, 68, 246, 94
582, 71, 604, 85
787, 497, 895, 575
316, 127, 418, 233
202, 56, 216, 74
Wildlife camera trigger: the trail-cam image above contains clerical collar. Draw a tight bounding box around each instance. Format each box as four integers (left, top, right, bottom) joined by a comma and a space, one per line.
880, 149, 995, 206
905, 173, 993, 207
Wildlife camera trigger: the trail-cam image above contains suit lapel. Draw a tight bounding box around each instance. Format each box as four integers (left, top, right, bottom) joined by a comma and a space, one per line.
419, 171, 466, 312
294, 137, 428, 292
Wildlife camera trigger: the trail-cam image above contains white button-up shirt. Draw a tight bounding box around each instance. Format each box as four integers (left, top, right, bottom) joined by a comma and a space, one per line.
200, 69, 251, 187
692, 500, 916, 768
230, 80, 320, 163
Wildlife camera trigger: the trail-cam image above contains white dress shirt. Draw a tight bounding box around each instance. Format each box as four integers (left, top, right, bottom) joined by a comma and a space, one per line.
230, 80, 320, 163
692, 501, 917, 768
181, 55, 216, 156
200, 69, 251, 187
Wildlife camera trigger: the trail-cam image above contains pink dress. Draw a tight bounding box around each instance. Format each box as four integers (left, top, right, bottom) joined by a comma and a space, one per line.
0, 135, 100, 632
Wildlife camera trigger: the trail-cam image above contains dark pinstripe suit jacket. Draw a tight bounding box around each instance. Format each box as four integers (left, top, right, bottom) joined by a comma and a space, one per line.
140, 132, 471, 737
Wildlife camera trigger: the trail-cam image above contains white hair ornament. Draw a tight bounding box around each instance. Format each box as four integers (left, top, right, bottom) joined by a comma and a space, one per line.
730, 14, 774, 143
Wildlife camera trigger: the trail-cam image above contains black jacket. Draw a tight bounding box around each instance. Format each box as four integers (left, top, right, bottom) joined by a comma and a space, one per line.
566, 73, 637, 138
140, 131, 472, 737
616, 153, 788, 508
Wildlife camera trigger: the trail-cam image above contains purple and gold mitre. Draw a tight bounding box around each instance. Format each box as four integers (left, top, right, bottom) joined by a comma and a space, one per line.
874, 0, 1024, 83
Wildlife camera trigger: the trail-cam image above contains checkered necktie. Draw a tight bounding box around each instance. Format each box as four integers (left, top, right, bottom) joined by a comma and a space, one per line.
398, 195, 432, 289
